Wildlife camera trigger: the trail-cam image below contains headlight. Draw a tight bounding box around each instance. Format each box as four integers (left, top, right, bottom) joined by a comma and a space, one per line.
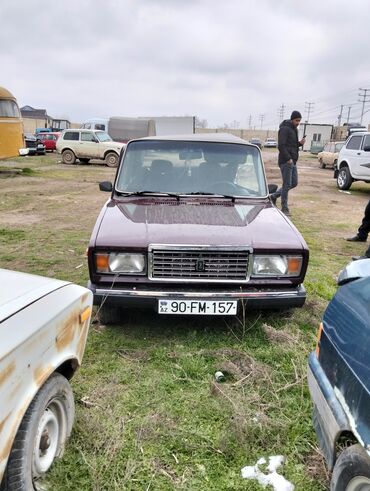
95, 252, 146, 274
252, 255, 302, 277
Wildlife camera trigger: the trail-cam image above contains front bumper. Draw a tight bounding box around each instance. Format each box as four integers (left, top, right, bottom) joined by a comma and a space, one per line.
88, 282, 306, 310
307, 352, 350, 469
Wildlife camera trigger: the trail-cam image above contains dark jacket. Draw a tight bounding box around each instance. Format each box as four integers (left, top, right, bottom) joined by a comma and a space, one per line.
278, 120, 301, 165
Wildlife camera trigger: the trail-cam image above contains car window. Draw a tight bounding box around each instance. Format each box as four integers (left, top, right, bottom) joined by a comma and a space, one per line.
81, 131, 97, 142
116, 140, 267, 197
96, 132, 112, 142
95, 124, 106, 130
346, 135, 363, 150
335, 143, 344, 152
0, 100, 20, 117
63, 131, 79, 141
362, 135, 370, 149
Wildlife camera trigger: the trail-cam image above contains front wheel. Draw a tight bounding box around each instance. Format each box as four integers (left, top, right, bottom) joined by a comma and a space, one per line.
62, 149, 76, 165
105, 152, 118, 167
3, 373, 74, 490
331, 444, 370, 490
337, 165, 353, 190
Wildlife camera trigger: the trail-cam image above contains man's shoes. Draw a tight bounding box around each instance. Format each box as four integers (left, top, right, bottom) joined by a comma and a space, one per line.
346, 235, 367, 242
352, 255, 370, 261
282, 208, 291, 217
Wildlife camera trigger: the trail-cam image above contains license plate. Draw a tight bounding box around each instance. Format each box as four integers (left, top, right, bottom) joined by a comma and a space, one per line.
158, 299, 237, 315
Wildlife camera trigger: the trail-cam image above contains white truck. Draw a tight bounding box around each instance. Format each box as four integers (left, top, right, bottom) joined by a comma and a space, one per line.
0, 269, 93, 490
81, 116, 195, 142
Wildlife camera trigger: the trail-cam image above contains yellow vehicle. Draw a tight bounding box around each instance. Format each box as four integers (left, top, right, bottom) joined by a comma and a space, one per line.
0, 86, 26, 159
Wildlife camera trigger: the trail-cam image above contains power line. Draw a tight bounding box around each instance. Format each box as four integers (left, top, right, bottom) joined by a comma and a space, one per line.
259, 114, 265, 129
359, 88, 370, 124
305, 101, 315, 123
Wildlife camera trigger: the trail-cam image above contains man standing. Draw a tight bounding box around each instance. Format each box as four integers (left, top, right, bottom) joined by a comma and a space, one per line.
346, 199, 370, 259
271, 111, 305, 216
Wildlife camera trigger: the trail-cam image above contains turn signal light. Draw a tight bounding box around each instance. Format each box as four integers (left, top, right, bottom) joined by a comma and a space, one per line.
315, 322, 323, 358
96, 253, 109, 273
287, 257, 302, 274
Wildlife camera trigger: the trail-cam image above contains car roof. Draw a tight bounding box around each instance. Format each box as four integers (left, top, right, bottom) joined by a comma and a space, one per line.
137, 132, 252, 145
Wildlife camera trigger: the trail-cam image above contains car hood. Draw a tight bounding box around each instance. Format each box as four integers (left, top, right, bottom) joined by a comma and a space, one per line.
0, 269, 69, 323
94, 198, 306, 250
101, 141, 125, 149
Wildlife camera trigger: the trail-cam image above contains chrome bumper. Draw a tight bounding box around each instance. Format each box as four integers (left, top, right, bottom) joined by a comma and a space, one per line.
88, 282, 306, 309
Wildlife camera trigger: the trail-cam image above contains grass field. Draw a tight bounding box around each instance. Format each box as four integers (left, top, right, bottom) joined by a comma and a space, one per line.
1, 152, 369, 490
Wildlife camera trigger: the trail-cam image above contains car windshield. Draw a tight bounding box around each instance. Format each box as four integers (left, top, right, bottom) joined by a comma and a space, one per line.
96, 132, 112, 142
115, 140, 267, 197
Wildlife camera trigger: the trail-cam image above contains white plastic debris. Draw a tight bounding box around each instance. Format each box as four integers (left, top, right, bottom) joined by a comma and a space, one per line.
241, 455, 294, 491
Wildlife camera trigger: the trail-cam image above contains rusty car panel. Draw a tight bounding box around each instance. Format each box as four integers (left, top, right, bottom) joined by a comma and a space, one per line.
0, 270, 92, 484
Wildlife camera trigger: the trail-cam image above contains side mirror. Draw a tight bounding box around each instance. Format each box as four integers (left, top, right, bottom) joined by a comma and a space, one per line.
363, 145, 370, 152
268, 184, 278, 194
337, 258, 370, 285
99, 181, 113, 192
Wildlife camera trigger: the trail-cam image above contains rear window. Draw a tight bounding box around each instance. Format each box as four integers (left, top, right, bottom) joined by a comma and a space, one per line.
63, 131, 79, 141
0, 100, 20, 118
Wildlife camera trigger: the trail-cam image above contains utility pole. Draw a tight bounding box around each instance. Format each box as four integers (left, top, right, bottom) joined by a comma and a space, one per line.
358, 88, 370, 124
248, 114, 252, 129
337, 104, 344, 126
259, 114, 265, 129
277, 103, 285, 122
346, 105, 352, 124
305, 101, 315, 123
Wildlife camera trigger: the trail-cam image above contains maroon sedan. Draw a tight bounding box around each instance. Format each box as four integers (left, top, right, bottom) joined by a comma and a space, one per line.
37, 132, 60, 152
87, 134, 309, 323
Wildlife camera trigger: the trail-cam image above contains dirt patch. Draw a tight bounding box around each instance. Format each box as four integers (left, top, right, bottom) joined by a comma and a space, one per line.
305, 449, 330, 485
262, 323, 299, 347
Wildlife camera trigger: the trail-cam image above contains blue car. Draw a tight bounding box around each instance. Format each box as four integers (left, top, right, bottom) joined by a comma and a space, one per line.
308, 259, 370, 490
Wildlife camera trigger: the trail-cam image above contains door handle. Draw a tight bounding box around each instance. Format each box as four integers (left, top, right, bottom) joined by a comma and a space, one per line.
357, 152, 361, 155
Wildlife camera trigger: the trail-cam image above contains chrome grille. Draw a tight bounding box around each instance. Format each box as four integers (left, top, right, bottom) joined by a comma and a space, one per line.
149, 247, 250, 282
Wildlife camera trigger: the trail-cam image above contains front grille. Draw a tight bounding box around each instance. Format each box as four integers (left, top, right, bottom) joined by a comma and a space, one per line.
150, 247, 250, 282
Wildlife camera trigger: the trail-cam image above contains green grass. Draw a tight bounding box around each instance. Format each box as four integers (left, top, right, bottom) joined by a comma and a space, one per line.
1, 153, 356, 490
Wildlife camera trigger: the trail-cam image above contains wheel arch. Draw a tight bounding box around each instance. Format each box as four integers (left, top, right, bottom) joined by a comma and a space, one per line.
0, 356, 79, 485
103, 149, 119, 159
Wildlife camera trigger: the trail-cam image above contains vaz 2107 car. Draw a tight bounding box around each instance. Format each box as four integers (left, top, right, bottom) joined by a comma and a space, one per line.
87, 133, 309, 324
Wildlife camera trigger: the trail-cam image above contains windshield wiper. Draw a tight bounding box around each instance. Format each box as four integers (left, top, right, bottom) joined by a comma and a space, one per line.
116, 190, 180, 201
183, 191, 236, 202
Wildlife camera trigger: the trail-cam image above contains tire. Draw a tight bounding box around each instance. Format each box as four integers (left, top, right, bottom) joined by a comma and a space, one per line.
105, 152, 118, 168
319, 158, 326, 169
79, 158, 90, 164
2, 373, 74, 490
62, 149, 76, 165
331, 444, 370, 490
333, 159, 338, 170
98, 304, 122, 324
337, 165, 353, 190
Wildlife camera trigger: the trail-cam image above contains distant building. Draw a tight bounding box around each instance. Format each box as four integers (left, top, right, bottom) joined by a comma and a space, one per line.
20, 105, 53, 133
20, 105, 75, 133
298, 123, 333, 153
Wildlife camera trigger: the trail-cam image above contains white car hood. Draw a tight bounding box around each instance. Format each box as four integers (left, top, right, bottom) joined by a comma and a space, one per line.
0, 269, 69, 322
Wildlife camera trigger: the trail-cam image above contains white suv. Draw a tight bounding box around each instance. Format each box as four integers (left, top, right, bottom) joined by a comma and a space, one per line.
335, 132, 370, 190
56, 129, 125, 167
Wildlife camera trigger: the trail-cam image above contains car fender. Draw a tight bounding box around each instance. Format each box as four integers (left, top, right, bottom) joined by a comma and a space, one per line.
0, 285, 92, 483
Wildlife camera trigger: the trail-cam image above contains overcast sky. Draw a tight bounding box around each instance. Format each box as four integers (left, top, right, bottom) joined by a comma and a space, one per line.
2, 0, 370, 129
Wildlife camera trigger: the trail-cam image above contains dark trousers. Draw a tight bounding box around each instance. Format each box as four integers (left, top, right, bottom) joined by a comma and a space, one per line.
358, 199, 370, 240
274, 162, 298, 210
